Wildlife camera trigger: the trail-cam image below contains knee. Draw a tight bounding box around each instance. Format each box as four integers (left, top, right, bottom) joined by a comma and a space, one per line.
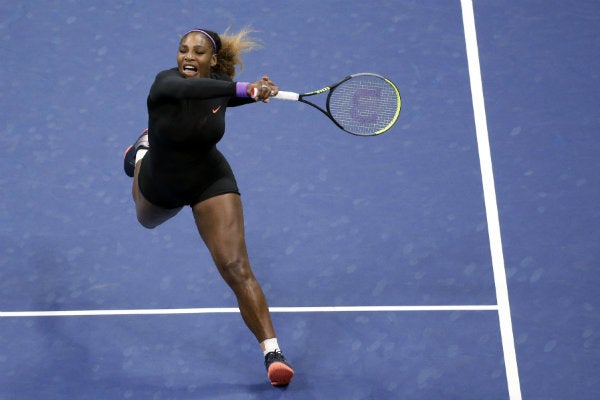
136, 212, 159, 229
218, 258, 254, 288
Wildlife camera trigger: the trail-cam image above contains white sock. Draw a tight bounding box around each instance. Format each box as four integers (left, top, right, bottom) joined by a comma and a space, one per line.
135, 149, 148, 164
260, 338, 280, 356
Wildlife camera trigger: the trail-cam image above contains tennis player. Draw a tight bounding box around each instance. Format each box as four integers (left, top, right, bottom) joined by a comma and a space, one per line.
123, 27, 293, 386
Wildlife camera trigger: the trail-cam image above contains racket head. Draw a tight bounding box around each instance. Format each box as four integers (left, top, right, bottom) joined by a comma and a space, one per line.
326, 73, 401, 136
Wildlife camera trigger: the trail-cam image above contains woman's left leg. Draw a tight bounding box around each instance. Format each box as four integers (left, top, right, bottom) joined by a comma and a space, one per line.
191, 193, 275, 342
192, 193, 294, 386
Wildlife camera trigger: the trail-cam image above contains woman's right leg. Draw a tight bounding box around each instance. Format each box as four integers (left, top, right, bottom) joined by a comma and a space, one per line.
132, 160, 182, 229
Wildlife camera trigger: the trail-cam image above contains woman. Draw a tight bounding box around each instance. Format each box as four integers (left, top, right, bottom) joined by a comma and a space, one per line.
123, 28, 293, 386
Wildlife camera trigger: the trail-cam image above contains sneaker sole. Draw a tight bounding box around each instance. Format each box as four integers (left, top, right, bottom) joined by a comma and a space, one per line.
123, 144, 133, 159
267, 362, 294, 386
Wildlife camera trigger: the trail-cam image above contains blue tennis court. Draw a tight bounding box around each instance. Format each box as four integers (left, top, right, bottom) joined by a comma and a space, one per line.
1, 1, 598, 399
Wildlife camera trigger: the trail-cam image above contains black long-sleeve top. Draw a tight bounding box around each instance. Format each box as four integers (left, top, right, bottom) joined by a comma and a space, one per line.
146, 68, 252, 169
138, 68, 254, 208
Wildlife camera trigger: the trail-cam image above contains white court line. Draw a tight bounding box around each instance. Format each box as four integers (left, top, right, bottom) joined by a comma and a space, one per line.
0, 305, 498, 318
460, 1, 522, 399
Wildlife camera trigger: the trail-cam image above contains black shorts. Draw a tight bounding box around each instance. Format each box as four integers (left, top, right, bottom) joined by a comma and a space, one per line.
137, 148, 240, 209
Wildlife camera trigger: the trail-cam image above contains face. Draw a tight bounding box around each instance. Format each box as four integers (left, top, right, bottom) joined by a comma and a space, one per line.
177, 33, 217, 79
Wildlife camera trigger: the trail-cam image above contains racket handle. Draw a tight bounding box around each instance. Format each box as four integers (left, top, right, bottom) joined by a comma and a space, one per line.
272, 91, 299, 101
250, 88, 299, 101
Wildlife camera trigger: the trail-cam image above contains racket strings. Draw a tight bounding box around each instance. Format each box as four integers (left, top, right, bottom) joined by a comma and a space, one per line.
328, 75, 400, 136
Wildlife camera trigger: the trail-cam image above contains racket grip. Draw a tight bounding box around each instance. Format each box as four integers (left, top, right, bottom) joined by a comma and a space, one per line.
272, 91, 299, 101
251, 88, 299, 101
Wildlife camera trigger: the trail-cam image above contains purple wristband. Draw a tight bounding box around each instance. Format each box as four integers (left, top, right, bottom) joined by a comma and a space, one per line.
236, 82, 250, 98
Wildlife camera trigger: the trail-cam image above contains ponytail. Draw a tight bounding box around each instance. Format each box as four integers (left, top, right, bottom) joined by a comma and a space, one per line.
213, 27, 261, 78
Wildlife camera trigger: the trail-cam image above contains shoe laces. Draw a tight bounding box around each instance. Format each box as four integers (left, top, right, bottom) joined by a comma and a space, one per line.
265, 350, 285, 365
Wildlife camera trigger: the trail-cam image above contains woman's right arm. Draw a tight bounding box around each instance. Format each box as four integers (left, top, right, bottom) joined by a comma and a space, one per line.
149, 69, 276, 103
149, 69, 248, 102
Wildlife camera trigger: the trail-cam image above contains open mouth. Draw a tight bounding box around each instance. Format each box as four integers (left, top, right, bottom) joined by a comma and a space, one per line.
181, 64, 198, 76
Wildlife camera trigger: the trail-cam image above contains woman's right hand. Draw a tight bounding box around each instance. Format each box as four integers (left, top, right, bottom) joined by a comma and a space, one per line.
248, 75, 279, 102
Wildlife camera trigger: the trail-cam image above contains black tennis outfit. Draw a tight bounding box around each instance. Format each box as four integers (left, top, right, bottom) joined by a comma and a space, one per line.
138, 68, 253, 209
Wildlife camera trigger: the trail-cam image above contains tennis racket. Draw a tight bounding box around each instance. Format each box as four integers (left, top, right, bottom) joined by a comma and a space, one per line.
254, 73, 401, 136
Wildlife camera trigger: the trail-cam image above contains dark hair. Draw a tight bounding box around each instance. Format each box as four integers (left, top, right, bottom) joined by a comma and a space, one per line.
182, 29, 221, 53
